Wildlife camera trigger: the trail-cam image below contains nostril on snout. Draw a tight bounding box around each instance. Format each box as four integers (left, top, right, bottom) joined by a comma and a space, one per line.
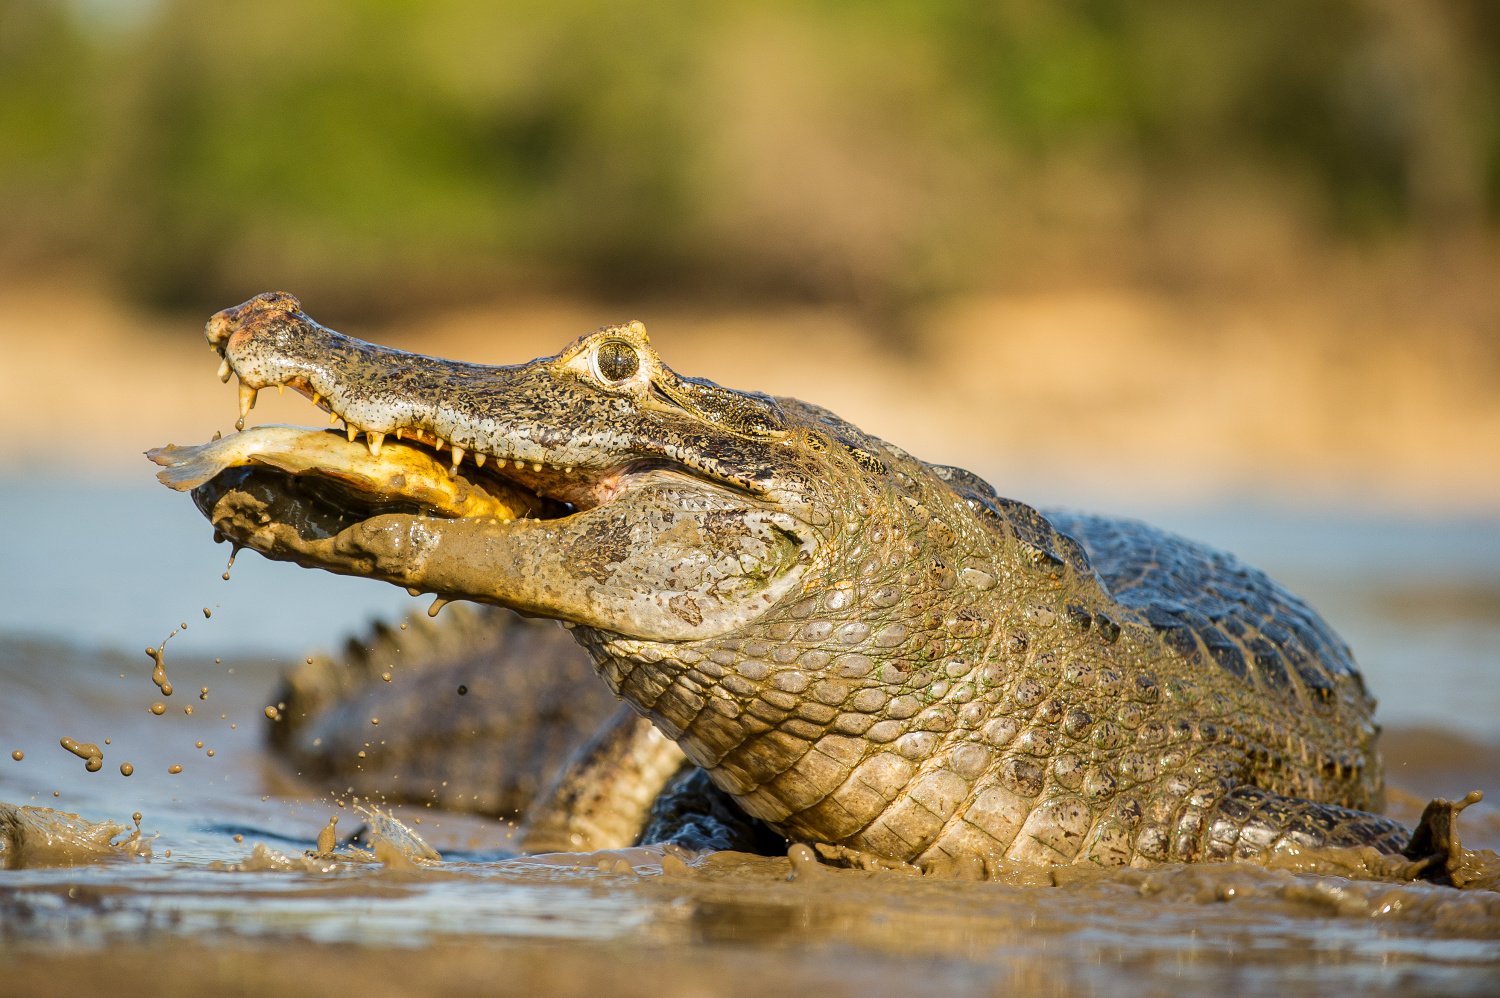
204, 312, 235, 347
203, 291, 304, 347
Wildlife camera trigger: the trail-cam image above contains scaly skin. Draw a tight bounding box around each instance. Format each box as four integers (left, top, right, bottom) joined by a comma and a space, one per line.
269, 604, 623, 819
154, 292, 1478, 879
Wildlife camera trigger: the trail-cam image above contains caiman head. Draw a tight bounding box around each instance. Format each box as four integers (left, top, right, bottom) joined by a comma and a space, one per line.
151, 291, 918, 642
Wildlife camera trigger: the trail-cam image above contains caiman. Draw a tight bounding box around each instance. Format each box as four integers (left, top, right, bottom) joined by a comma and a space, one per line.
149, 292, 1484, 882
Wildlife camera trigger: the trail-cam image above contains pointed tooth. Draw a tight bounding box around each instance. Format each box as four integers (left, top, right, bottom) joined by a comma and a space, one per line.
346, 423, 358, 442
236, 382, 257, 431
368, 432, 384, 457
311, 392, 321, 406
450, 445, 464, 475
393, 427, 403, 440
474, 452, 485, 468
277, 384, 284, 395
533, 462, 542, 473
564, 467, 572, 474
217, 358, 231, 382
330, 410, 340, 425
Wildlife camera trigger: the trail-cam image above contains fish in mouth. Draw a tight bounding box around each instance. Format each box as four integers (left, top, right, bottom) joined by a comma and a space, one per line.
148, 292, 1489, 883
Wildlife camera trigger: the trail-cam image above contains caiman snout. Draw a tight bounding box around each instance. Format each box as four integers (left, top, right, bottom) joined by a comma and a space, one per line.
204, 290, 303, 348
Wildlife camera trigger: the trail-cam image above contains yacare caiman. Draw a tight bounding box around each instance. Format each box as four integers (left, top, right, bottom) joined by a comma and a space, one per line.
147, 292, 1489, 885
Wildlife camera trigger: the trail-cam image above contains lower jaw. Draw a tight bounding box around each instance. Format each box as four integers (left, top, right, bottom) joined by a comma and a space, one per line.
161, 426, 809, 641
190, 466, 607, 625
193, 466, 475, 591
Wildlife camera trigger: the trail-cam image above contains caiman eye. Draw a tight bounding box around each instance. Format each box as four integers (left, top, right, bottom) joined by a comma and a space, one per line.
594, 341, 640, 384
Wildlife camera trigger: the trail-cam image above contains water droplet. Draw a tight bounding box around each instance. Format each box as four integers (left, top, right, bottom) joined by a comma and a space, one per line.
10, 750, 21, 761
168, 764, 183, 774
120, 763, 134, 776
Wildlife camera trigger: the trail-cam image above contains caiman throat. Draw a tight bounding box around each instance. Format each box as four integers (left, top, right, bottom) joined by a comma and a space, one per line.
149, 292, 1485, 883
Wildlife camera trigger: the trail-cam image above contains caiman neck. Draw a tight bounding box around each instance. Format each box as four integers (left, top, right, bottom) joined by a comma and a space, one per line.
572, 447, 1146, 770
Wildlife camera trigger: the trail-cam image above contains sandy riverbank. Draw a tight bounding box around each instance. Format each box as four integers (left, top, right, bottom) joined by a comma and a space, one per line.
3, 266, 1497, 511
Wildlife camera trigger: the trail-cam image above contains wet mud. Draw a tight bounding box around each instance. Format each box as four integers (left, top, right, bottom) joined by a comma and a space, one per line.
3, 634, 1499, 996
2, 760, 1499, 997
1, 812, 1499, 997
0, 804, 153, 869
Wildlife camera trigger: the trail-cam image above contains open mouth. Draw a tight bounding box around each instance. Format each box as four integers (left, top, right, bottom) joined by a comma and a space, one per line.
148, 381, 685, 536
150, 424, 589, 531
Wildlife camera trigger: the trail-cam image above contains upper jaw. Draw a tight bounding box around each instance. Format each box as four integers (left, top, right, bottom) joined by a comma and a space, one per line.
209, 294, 559, 473
205, 293, 789, 503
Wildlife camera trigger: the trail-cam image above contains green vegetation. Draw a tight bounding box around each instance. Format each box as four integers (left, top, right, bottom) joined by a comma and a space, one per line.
2, 0, 1497, 316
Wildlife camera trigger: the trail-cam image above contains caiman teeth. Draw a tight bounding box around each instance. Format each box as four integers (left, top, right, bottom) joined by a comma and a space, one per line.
236, 382, 257, 431
256, 387, 584, 489
217, 358, 232, 383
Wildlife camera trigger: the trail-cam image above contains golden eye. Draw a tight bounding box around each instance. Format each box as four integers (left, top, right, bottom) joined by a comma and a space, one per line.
595, 341, 639, 383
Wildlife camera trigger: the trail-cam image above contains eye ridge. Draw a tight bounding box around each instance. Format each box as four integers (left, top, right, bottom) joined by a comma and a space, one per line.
595, 341, 640, 383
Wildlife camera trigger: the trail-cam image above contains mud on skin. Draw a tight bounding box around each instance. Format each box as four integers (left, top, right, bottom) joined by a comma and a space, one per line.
149, 292, 1493, 885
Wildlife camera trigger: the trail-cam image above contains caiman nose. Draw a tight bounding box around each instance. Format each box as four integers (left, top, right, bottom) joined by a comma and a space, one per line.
204, 291, 303, 348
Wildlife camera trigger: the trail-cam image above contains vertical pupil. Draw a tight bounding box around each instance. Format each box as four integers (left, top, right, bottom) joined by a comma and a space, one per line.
598, 342, 638, 382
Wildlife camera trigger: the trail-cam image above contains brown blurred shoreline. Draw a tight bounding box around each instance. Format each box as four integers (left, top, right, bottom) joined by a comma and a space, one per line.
2, 254, 1497, 513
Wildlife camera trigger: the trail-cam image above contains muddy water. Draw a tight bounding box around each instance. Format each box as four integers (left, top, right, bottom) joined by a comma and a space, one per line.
1, 484, 1500, 995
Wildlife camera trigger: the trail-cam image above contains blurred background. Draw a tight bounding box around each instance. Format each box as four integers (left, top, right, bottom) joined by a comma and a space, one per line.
0, 0, 1497, 747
